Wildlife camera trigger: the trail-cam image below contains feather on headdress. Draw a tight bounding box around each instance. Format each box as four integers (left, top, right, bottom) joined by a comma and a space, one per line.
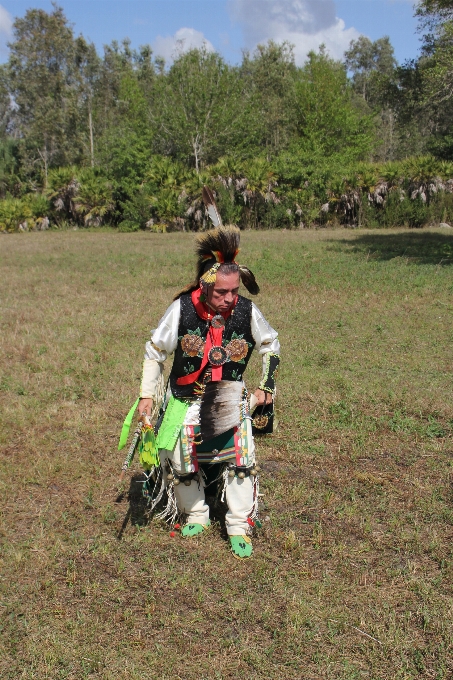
174, 187, 260, 298
202, 186, 222, 228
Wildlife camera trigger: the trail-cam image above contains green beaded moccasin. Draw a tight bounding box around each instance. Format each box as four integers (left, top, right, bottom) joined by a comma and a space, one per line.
181, 520, 211, 538
229, 535, 253, 559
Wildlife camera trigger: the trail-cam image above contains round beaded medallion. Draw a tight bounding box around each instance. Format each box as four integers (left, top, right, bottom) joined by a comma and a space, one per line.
211, 314, 225, 329
208, 346, 229, 366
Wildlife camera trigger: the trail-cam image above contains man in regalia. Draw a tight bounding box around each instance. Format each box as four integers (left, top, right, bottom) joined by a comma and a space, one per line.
138, 190, 280, 558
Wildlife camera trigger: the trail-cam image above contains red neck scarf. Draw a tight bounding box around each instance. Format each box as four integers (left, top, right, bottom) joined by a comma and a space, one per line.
176, 288, 237, 386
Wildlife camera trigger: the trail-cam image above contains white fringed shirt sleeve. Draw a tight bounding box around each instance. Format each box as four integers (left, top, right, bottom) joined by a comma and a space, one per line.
251, 303, 280, 355
251, 302, 280, 392
140, 300, 181, 398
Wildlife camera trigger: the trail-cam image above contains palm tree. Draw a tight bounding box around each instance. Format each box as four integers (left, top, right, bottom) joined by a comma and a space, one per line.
182, 167, 215, 230
45, 167, 80, 222
403, 156, 443, 205
240, 158, 277, 228
150, 186, 181, 229
146, 156, 189, 190
73, 173, 114, 226
0, 198, 32, 232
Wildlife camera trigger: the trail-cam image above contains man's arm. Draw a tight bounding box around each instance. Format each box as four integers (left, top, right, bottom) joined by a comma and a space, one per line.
251, 302, 280, 406
138, 299, 181, 415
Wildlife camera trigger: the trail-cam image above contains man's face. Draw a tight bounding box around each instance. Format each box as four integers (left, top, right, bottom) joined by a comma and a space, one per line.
207, 271, 240, 313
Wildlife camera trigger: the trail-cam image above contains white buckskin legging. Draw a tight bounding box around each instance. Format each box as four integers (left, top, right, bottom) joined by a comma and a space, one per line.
159, 417, 256, 536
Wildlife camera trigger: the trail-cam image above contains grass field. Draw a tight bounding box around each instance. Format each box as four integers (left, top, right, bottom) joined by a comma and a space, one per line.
2, 227, 453, 679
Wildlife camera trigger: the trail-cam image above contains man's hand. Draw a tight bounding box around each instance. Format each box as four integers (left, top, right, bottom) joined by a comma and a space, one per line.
253, 389, 273, 406
138, 398, 153, 416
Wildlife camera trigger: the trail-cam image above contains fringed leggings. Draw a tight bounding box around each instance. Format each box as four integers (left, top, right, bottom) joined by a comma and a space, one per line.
161, 418, 257, 536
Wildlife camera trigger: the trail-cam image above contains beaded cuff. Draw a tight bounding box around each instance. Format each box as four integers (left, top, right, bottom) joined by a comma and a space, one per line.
259, 352, 280, 394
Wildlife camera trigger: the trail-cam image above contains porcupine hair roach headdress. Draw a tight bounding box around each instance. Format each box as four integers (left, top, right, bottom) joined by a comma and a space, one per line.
173, 186, 260, 300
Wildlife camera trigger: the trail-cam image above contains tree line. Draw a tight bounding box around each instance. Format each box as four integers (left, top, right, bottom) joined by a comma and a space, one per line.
0, 0, 453, 232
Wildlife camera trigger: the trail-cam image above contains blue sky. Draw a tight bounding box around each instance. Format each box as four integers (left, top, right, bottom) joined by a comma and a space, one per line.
0, 1, 421, 66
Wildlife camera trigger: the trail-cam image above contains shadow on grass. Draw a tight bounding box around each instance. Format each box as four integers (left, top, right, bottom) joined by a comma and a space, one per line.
331, 230, 453, 265
116, 470, 229, 540
116, 473, 150, 539
206, 495, 228, 538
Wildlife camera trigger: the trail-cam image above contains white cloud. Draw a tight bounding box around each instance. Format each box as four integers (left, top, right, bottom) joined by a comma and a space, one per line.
0, 5, 12, 34
228, 0, 360, 63
0, 4, 12, 55
153, 27, 215, 64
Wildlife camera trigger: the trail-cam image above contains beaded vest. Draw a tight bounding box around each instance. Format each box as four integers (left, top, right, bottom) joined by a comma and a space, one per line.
170, 293, 255, 398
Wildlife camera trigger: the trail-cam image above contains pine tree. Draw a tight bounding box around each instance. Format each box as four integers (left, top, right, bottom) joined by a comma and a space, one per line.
7, 4, 83, 182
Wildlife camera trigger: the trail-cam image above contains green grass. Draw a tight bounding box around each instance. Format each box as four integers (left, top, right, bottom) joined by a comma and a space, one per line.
1, 228, 453, 679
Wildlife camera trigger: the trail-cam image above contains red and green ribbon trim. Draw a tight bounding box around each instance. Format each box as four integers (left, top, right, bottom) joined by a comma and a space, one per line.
176, 288, 237, 386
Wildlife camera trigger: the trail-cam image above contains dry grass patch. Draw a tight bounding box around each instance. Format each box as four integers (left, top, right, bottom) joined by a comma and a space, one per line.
1, 228, 453, 679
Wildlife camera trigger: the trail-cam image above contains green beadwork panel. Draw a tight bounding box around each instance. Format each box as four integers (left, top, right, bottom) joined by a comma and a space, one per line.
196, 428, 235, 453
